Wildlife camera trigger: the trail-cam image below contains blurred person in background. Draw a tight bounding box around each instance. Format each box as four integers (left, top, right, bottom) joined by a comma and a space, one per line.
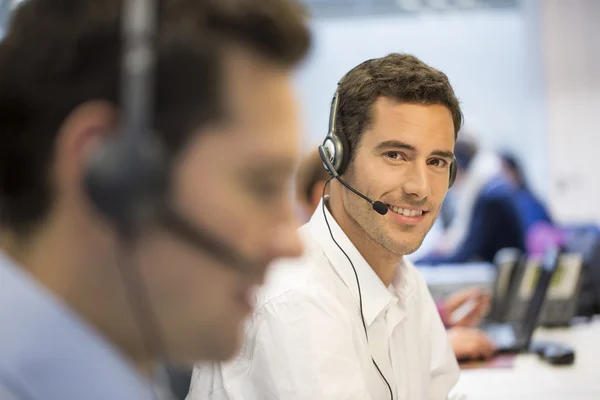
190, 53, 468, 400
499, 152, 560, 256
427, 134, 502, 254
500, 151, 552, 232
439, 288, 496, 361
295, 149, 496, 362
0, 0, 310, 399
295, 148, 330, 222
417, 137, 525, 265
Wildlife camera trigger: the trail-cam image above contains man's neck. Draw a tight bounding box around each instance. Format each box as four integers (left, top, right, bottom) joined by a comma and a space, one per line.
327, 188, 401, 287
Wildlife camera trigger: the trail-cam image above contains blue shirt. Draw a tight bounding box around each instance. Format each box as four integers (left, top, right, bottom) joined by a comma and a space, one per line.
417, 177, 525, 265
513, 187, 552, 232
0, 251, 157, 400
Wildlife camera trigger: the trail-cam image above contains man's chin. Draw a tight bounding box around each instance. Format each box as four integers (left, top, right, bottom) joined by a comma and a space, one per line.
388, 236, 426, 256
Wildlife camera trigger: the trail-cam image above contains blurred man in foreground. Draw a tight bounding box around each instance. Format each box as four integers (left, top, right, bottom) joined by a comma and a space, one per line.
0, 0, 310, 398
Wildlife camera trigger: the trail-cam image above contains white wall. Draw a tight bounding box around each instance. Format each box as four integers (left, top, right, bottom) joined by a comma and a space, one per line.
540, 0, 600, 224
295, 8, 549, 199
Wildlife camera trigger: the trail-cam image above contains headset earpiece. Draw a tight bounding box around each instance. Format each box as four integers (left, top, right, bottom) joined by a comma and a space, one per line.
448, 157, 458, 188
85, 132, 168, 231
322, 133, 350, 176
83, 0, 166, 232
322, 81, 351, 176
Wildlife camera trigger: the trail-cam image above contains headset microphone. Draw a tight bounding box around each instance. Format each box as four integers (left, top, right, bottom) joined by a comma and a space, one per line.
318, 145, 388, 216
157, 206, 261, 275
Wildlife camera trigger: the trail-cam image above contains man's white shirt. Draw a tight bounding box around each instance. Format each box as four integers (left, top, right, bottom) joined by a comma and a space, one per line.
188, 200, 459, 400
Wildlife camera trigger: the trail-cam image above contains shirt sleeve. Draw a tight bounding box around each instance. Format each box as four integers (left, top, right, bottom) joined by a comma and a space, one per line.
436, 300, 450, 328
227, 289, 373, 400
0, 384, 24, 400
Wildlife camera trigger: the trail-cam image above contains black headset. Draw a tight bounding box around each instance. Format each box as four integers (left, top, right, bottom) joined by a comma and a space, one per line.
84, 0, 167, 233
319, 76, 458, 188
83, 0, 258, 273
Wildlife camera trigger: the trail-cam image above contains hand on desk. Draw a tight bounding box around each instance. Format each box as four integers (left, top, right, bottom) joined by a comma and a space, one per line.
442, 287, 491, 327
449, 326, 497, 361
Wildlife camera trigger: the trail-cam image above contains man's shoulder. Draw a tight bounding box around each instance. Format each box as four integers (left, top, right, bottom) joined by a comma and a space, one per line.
0, 385, 20, 400
255, 258, 346, 323
0, 369, 29, 400
255, 226, 337, 309
480, 176, 515, 199
398, 258, 433, 300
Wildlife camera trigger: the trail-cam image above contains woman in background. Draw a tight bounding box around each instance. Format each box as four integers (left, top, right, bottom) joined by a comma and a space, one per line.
500, 152, 552, 231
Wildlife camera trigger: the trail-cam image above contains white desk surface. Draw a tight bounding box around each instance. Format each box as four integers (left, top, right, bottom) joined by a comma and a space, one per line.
453, 318, 600, 400
419, 263, 496, 301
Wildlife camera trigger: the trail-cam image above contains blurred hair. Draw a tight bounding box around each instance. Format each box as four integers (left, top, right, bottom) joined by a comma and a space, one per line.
500, 151, 526, 188
0, 0, 311, 236
295, 148, 330, 206
454, 137, 479, 171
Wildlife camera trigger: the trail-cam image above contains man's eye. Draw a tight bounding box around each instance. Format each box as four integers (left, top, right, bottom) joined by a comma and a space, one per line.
429, 158, 448, 168
252, 182, 282, 198
385, 151, 404, 160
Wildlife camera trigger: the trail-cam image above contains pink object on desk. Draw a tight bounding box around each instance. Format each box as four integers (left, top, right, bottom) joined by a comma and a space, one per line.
437, 300, 449, 327
459, 354, 516, 370
526, 222, 566, 256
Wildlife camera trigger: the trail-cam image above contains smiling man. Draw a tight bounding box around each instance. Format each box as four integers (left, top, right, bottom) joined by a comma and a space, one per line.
189, 53, 462, 400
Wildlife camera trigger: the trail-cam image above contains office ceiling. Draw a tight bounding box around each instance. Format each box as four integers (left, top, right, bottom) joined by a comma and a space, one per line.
301, 0, 520, 18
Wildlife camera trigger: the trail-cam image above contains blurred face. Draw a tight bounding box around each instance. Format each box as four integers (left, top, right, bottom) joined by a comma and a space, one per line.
501, 162, 520, 187
297, 180, 327, 221
341, 98, 455, 256
139, 49, 303, 362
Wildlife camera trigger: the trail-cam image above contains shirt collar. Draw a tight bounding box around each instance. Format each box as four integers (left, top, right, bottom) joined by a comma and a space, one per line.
0, 251, 156, 400
307, 198, 416, 326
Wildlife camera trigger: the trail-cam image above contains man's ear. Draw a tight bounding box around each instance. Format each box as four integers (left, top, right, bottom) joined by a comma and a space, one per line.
53, 100, 119, 199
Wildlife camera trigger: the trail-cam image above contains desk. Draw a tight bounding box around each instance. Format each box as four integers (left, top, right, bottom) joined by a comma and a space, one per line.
419, 263, 496, 301
452, 319, 600, 399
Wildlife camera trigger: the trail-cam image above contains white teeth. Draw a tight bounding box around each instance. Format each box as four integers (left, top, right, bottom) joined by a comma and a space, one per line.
389, 206, 423, 217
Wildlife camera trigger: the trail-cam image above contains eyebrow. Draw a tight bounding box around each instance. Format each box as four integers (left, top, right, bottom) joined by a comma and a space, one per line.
243, 157, 296, 177
375, 140, 454, 160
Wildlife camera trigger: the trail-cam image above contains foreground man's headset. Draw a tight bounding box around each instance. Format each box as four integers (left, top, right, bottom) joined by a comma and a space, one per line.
318, 75, 458, 216
84, 0, 257, 273
84, 0, 167, 232
317, 72, 459, 400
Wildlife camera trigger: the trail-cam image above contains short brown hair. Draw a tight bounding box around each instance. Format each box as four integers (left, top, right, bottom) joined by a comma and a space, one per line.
0, 0, 311, 236
336, 53, 462, 160
295, 149, 330, 206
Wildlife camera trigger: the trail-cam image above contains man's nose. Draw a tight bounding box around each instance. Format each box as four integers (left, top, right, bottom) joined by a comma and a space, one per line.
401, 162, 430, 200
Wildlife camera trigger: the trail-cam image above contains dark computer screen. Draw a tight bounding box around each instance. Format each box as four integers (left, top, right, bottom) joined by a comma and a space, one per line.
521, 246, 561, 345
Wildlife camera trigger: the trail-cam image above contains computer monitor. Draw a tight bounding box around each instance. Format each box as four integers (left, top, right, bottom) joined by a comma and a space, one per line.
520, 246, 560, 349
